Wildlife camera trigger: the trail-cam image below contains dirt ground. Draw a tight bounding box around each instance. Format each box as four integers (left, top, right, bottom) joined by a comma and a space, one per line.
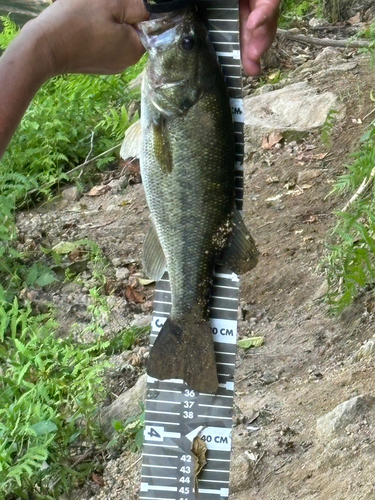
15, 27, 375, 500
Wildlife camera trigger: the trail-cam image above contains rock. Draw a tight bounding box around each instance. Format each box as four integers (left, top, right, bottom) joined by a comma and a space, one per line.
229, 453, 252, 493
317, 395, 374, 441
244, 82, 342, 147
297, 169, 322, 184
130, 314, 152, 329
314, 47, 342, 62
309, 17, 327, 27
99, 373, 147, 437
62, 186, 81, 202
352, 340, 375, 362
116, 267, 130, 281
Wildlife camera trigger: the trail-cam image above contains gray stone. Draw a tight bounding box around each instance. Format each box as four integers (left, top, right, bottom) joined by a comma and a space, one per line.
62, 186, 81, 202
244, 82, 342, 147
99, 374, 147, 437
229, 453, 252, 493
317, 395, 374, 441
352, 340, 375, 362
115, 267, 130, 281
131, 314, 152, 329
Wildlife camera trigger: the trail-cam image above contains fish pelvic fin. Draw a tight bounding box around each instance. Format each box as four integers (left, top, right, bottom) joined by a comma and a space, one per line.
147, 316, 218, 394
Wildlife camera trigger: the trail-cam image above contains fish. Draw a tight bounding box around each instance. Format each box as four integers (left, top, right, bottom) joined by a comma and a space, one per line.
121, 7, 259, 394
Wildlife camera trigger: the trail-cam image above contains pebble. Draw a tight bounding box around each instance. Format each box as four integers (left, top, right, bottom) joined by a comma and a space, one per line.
317, 395, 374, 441
62, 186, 82, 202
116, 267, 130, 280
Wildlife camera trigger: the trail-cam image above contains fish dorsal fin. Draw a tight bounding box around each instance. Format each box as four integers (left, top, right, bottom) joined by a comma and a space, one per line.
219, 208, 259, 274
143, 223, 167, 281
120, 119, 142, 160
153, 118, 173, 174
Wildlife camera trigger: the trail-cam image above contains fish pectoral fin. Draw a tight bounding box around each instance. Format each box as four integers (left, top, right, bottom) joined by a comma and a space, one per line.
120, 119, 142, 160
153, 118, 173, 174
147, 317, 218, 394
219, 208, 259, 274
143, 223, 167, 281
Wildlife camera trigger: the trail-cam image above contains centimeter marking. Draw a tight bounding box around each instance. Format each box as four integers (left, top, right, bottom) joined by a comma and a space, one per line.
141, 1, 243, 498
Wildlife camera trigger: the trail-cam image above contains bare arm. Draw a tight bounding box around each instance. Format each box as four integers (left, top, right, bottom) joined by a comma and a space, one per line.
0, 0, 148, 158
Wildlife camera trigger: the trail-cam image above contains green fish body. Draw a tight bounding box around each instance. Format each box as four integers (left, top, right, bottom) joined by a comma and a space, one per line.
130, 9, 258, 393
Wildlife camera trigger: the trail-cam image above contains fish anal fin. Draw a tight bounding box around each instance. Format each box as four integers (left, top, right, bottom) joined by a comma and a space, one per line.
220, 208, 259, 274
143, 223, 167, 281
147, 317, 218, 394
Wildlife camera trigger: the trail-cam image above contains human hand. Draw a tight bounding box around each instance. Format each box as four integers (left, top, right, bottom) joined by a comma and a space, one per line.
23, 0, 149, 77
240, 0, 281, 76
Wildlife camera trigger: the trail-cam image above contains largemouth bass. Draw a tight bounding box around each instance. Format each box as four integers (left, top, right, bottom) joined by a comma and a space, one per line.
122, 8, 258, 393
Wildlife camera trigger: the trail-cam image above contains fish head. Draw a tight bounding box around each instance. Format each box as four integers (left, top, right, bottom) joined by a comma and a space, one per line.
138, 9, 210, 116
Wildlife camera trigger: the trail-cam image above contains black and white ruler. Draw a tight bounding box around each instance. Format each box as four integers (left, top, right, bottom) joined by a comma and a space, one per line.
141, 1, 244, 498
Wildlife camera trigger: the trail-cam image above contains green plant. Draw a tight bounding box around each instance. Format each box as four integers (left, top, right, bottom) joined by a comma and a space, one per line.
280, 0, 323, 27
321, 109, 338, 147
109, 405, 145, 453
324, 120, 375, 312
0, 16, 146, 195
0, 299, 111, 498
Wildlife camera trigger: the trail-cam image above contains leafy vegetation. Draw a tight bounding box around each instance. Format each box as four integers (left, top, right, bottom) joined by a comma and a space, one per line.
280, 0, 323, 27
0, 16, 145, 195
0, 16, 147, 499
324, 120, 375, 312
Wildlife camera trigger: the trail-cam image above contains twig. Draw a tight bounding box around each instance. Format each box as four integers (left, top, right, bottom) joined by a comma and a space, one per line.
124, 455, 142, 473
65, 142, 122, 177
341, 165, 375, 211
362, 108, 375, 121
277, 28, 370, 49
50, 446, 96, 490
85, 132, 95, 164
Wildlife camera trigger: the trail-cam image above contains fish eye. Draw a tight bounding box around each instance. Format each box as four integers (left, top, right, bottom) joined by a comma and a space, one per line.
181, 36, 195, 51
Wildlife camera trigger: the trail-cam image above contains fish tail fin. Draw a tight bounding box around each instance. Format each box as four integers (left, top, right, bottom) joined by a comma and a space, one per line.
147, 317, 218, 394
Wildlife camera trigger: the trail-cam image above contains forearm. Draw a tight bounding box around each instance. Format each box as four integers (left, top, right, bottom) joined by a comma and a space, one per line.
0, 24, 50, 158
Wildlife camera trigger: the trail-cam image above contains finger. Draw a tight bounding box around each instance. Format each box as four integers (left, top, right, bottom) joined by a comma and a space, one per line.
246, 0, 280, 31
120, 24, 146, 65
118, 0, 149, 25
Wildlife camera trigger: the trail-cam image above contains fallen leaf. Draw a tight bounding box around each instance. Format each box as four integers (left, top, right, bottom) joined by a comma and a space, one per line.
238, 336, 264, 349
92, 473, 105, 487
138, 278, 155, 286
348, 12, 361, 24
261, 131, 283, 150
86, 185, 111, 197
192, 436, 207, 494
125, 286, 146, 304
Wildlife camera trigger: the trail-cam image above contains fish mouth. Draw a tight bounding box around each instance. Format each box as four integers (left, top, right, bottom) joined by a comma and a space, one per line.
136, 9, 191, 50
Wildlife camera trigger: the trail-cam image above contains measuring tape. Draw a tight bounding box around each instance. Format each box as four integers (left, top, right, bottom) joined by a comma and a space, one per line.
141, 1, 244, 498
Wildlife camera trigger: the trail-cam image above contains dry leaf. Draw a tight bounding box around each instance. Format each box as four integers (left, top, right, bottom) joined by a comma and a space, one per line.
86, 185, 111, 197
261, 131, 283, 150
92, 473, 105, 487
192, 436, 207, 495
138, 278, 155, 286
348, 12, 361, 24
125, 286, 146, 304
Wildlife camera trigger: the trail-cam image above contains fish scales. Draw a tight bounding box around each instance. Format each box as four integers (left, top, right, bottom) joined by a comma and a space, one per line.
142, 83, 235, 317
123, 8, 258, 393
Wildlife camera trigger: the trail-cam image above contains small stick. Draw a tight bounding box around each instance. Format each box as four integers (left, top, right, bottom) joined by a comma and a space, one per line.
341, 165, 375, 211
277, 28, 370, 49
